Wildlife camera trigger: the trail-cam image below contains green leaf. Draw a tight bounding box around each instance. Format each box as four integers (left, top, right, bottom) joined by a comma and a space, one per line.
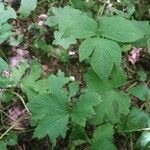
147, 37, 150, 54
0, 57, 9, 71
10, 63, 28, 86
21, 61, 48, 101
53, 31, 76, 49
24, 61, 42, 81
91, 90, 130, 124
91, 123, 117, 150
0, 77, 13, 88
137, 70, 147, 82
121, 108, 150, 131
133, 37, 148, 47
121, 44, 132, 52
33, 114, 69, 143
128, 84, 149, 101
136, 131, 150, 150
68, 82, 79, 98
70, 125, 88, 141
85, 67, 126, 94
9, 35, 23, 46
0, 23, 13, 44
110, 66, 126, 88
99, 16, 144, 42
0, 91, 13, 103
132, 21, 150, 36
28, 71, 71, 143
28, 71, 101, 144
28, 92, 69, 144
4, 132, 17, 146
0, 61, 28, 89
79, 38, 96, 62
85, 69, 113, 94
121, 0, 132, 4
70, 125, 88, 149
45, 16, 57, 27
52, 6, 98, 39
79, 38, 121, 80
91, 38, 121, 80
21, 79, 48, 101
47, 70, 70, 94
19, 0, 37, 17
71, 92, 101, 126
33, 39, 52, 54
0, 3, 16, 24
0, 141, 7, 150
70, 0, 86, 9
111, 4, 135, 18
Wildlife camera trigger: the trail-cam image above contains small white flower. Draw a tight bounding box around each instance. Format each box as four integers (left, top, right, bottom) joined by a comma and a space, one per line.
38, 14, 47, 20
2, 71, 10, 77
9, 57, 20, 67
106, 0, 111, 4
38, 20, 44, 26
69, 76, 75, 82
107, 3, 113, 9
117, 0, 121, 3
69, 51, 75, 56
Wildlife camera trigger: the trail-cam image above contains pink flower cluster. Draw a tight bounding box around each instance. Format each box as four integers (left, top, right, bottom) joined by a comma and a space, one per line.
9, 106, 26, 121
9, 48, 29, 67
128, 47, 142, 64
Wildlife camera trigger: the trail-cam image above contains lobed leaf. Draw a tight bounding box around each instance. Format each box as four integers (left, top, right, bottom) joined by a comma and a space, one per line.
28, 92, 69, 143
33, 114, 69, 144
121, 108, 150, 131
91, 123, 117, 150
71, 92, 101, 126
91, 90, 130, 124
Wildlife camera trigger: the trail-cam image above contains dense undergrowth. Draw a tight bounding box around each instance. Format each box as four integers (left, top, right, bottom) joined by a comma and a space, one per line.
0, 0, 150, 149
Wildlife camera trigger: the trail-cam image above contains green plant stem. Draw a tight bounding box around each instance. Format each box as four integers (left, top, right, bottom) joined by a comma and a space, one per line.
145, 88, 150, 112
0, 110, 11, 119
130, 133, 133, 150
0, 49, 6, 60
125, 127, 150, 133
7, 90, 31, 115
0, 122, 17, 140
97, 0, 107, 19
69, 0, 74, 7
125, 82, 137, 92
0, 115, 29, 140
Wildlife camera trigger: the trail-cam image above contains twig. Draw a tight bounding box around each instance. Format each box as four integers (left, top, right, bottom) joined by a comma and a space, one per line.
7, 90, 31, 115
97, 0, 108, 19
0, 115, 29, 140
0, 110, 11, 118
125, 82, 137, 92
0, 121, 18, 140
124, 127, 150, 133
130, 133, 133, 150
69, 0, 74, 7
